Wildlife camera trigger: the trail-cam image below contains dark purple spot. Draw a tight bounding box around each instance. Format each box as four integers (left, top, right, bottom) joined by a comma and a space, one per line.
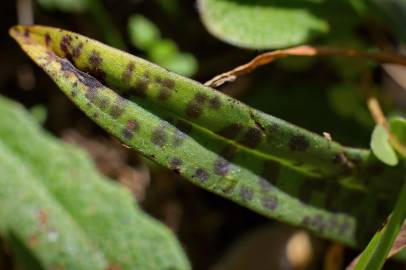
338, 221, 350, 234
289, 135, 309, 152
194, 93, 207, 104
173, 130, 187, 147
258, 177, 273, 192
89, 50, 102, 67
195, 168, 209, 182
44, 33, 51, 46
85, 87, 99, 103
155, 76, 173, 87
170, 158, 182, 174
72, 42, 83, 59
71, 89, 77, 97
110, 96, 128, 119
151, 126, 168, 147
23, 28, 30, 38
240, 127, 263, 148
132, 81, 148, 98
123, 120, 139, 140
162, 78, 175, 89
88, 67, 106, 84
221, 145, 238, 160
60, 35, 73, 57
122, 62, 135, 84
209, 96, 221, 109
308, 215, 324, 231
218, 123, 243, 139
327, 217, 338, 230
267, 123, 280, 133
261, 196, 278, 210
185, 102, 203, 118
158, 87, 172, 101
214, 158, 229, 176
262, 160, 280, 185
239, 186, 254, 201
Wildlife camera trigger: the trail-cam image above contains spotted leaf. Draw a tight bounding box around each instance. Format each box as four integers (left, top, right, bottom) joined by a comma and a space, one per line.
9, 25, 403, 246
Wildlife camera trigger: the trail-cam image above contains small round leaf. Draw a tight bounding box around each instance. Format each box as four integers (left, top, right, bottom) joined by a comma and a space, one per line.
370, 125, 398, 166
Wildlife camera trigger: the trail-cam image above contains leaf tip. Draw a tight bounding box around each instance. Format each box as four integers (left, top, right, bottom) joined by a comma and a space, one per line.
9, 25, 23, 38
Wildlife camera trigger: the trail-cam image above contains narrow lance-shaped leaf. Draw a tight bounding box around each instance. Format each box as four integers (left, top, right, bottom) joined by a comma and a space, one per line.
9, 25, 401, 245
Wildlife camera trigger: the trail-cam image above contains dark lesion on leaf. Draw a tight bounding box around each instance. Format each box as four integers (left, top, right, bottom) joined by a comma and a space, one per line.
261, 196, 278, 210
185, 92, 211, 118
208, 96, 221, 109
132, 80, 149, 98
87, 50, 106, 83
289, 134, 310, 152
44, 33, 51, 46
122, 62, 135, 84
239, 186, 254, 201
151, 124, 169, 147
214, 157, 230, 176
195, 168, 209, 182
109, 96, 128, 119
123, 119, 139, 140
170, 157, 183, 174
217, 123, 243, 139
239, 127, 264, 148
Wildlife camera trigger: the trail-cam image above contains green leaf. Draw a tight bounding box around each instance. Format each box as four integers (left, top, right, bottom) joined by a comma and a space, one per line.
128, 16, 198, 77
353, 177, 406, 270
390, 117, 406, 146
10, 25, 403, 246
197, 0, 329, 49
371, 125, 398, 166
128, 15, 161, 50
0, 96, 190, 270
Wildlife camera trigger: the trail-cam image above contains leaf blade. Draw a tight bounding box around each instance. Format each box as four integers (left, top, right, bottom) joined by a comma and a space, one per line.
370, 125, 398, 166
197, 0, 329, 49
0, 96, 190, 269
9, 24, 401, 246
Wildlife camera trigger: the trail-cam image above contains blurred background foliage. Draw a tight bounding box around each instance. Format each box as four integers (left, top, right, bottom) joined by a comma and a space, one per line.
1, 0, 406, 269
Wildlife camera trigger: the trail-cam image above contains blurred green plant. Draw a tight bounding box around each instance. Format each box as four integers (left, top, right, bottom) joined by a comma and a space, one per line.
37, 0, 87, 12
0, 96, 190, 270
128, 15, 198, 77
